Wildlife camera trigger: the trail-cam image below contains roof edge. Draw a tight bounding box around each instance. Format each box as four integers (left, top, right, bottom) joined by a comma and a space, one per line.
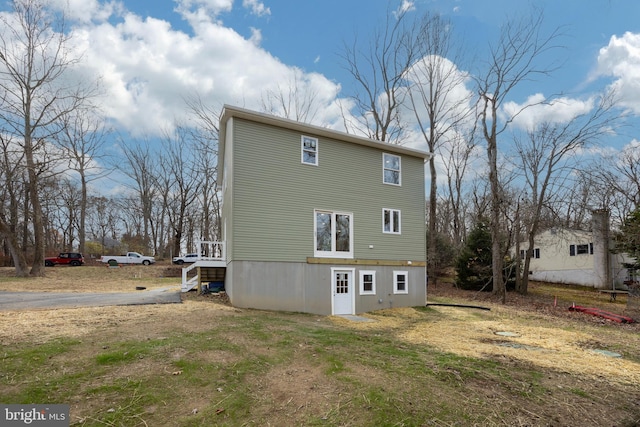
220, 104, 432, 160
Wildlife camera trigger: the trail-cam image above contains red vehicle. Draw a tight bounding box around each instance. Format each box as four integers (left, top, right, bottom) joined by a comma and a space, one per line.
44, 252, 85, 267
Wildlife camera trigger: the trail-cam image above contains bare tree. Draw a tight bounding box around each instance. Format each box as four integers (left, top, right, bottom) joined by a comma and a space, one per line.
405, 12, 473, 281
184, 95, 222, 242
594, 141, 640, 225
156, 125, 201, 257
86, 195, 119, 252
42, 176, 80, 251
0, 0, 97, 275
260, 69, 321, 123
55, 111, 111, 255
340, 5, 422, 143
118, 140, 158, 255
0, 132, 30, 274
512, 92, 620, 294
475, 8, 563, 300
441, 131, 477, 247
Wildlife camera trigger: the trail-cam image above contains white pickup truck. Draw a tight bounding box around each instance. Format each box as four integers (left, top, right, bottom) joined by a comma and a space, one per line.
100, 252, 156, 265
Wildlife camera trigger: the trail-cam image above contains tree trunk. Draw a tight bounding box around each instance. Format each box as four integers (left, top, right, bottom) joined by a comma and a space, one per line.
0, 219, 29, 276
488, 136, 505, 301
428, 155, 438, 287
24, 135, 45, 277
79, 174, 87, 254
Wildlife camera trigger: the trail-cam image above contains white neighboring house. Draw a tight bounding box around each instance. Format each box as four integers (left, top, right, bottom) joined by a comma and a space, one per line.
519, 210, 636, 289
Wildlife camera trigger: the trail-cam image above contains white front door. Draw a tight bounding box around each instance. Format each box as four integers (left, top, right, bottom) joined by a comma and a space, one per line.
332, 268, 354, 315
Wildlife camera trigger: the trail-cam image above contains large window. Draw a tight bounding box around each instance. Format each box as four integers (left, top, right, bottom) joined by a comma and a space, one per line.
383, 208, 401, 234
570, 243, 592, 256
301, 136, 318, 165
383, 153, 401, 185
393, 271, 408, 294
359, 270, 376, 295
314, 210, 353, 258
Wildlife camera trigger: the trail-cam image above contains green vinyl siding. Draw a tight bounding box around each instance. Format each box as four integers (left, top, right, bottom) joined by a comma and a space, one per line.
226, 118, 426, 262
220, 119, 235, 260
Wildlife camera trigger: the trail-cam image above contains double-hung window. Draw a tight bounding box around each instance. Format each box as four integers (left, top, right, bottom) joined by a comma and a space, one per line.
393, 271, 408, 294
359, 270, 376, 295
302, 136, 318, 165
383, 208, 401, 234
520, 248, 540, 259
570, 243, 592, 256
383, 153, 401, 185
314, 210, 353, 258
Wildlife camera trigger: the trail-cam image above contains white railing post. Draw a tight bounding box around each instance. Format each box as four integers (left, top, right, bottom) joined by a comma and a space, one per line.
180, 240, 226, 292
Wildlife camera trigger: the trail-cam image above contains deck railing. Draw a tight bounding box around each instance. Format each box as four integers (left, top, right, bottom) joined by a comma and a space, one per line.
196, 240, 225, 260
181, 240, 225, 292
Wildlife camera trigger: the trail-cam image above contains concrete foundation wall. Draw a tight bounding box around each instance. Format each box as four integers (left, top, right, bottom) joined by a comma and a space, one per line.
530, 269, 598, 287
225, 260, 426, 315
530, 265, 631, 289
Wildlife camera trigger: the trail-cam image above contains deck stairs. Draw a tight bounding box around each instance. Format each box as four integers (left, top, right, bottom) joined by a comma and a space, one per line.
181, 241, 226, 292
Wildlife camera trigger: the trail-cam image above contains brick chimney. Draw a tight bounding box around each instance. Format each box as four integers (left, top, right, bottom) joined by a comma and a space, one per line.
592, 209, 611, 290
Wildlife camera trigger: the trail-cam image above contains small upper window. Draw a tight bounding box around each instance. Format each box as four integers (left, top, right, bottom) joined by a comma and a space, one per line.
302, 136, 318, 165
383, 208, 401, 234
383, 153, 401, 185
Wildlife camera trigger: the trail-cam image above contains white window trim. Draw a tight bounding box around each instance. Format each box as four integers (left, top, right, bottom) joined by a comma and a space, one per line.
314, 210, 354, 259
393, 270, 409, 294
359, 270, 376, 295
382, 153, 401, 186
301, 135, 318, 166
382, 208, 401, 234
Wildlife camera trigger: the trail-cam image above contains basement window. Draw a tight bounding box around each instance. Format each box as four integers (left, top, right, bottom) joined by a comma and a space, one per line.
393, 271, 408, 294
359, 270, 376, 295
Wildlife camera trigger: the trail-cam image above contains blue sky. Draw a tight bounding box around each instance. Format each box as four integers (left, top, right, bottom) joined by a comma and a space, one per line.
4, 0, 640, 164
117, 0, 640, 102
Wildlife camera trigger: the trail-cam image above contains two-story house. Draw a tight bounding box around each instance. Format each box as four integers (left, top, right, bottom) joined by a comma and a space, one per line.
216, 105, 430, 315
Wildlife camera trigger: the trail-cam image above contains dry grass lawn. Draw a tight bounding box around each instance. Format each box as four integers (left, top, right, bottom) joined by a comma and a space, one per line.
1, 265, 639, 426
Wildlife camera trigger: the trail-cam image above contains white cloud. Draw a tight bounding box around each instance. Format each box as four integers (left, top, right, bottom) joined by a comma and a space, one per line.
502, 94, 595, 131
176, 0, 233, 16
66, 5, 342, 136
49, 0, 122, 23
401, 55, 475, 143
595, 31, 640, 115
242, 0, 271, 16
248, 27, 262, 45
393, 0, 415, 17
